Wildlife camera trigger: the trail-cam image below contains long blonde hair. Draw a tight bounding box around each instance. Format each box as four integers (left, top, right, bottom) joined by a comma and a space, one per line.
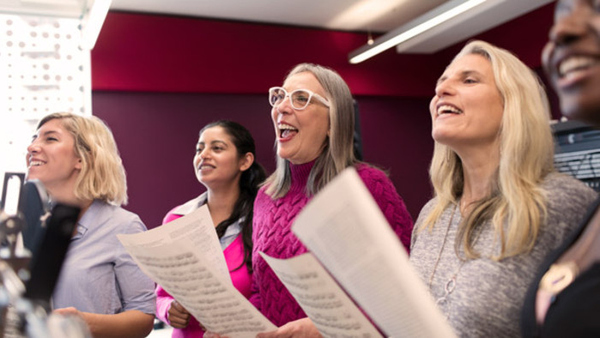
37, 113, 128, 206
423, 40, 555, 260
264, 63, 358, 198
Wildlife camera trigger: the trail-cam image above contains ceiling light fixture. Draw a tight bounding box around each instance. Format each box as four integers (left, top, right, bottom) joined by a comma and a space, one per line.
81, 0, 112, 50
367, 31, 374, 45
348, 0, 497, 64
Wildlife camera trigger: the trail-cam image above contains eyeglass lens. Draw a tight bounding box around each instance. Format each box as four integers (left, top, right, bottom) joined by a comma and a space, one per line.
270, 88, 312, 110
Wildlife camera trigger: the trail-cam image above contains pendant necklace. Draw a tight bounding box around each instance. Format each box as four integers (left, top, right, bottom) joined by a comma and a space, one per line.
427, 202, 483, 305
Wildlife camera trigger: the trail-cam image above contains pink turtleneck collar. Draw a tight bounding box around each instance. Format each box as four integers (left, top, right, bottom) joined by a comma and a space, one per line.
288, 159, 316, 194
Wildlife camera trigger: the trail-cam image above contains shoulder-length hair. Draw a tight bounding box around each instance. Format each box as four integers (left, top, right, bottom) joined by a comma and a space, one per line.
264, 63, 358, 198
422, 40, 555, 260
37, 112, 128, 206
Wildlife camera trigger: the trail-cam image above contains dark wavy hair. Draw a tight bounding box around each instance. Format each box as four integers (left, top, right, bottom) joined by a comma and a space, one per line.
199, 120, 266, 272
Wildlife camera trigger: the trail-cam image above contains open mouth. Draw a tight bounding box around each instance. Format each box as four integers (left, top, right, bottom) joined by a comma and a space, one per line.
437, 104, 463, 116
198, 163, 215, 171
559, 56, 598, 81
279, 123, 298, 139
28, 160, 45, 167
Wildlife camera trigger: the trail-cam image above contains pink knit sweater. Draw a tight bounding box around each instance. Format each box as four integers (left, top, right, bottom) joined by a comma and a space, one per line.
249, 161, 413, 327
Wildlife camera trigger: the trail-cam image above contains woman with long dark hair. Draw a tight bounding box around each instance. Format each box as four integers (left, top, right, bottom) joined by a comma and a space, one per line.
155, 120, 266, 337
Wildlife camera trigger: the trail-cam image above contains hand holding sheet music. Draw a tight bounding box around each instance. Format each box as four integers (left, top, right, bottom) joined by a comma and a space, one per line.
260, 251, 383, 338
118, 205, 276, 337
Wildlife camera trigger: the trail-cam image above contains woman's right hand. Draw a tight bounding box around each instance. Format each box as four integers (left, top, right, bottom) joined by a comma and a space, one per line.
167, 300, 191, 328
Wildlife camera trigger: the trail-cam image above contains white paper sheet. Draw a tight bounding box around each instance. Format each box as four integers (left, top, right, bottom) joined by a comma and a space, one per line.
118, 205, 229, 281
118, 206, 276, 337
260, 251, 383, 338
291, 167, 457, 338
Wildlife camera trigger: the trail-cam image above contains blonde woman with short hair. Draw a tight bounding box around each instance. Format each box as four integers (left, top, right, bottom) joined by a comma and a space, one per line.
26, 112, 155, 337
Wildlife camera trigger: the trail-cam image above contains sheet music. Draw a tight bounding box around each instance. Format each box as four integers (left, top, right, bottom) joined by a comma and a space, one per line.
118, 205, 228, 281
118, 206, 276, 337
291, 168, 457, 338
260, 252, 383, 338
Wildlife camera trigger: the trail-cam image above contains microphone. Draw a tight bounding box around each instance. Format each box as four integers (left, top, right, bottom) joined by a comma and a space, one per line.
23, 203, 80, 310
18, 180, 51, 257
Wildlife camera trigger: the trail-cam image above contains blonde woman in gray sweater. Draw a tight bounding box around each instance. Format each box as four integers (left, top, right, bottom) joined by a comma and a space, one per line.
409, 40, 596, 337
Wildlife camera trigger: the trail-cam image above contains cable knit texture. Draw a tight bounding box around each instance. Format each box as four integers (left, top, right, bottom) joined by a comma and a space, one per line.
250, 161, 413, 326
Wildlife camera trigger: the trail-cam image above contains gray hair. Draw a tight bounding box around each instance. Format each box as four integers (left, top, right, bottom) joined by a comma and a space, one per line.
265, 63, 358, 198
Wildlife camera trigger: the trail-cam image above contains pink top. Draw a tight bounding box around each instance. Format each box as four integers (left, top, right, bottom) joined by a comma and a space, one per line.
155, 208, 252, 337
249, 161, 413, 326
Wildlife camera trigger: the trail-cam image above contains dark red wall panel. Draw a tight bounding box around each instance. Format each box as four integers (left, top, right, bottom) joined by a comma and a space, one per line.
90, 2, 558, 227
91, 4, 555, 97
92, 92, 433, 226
91, 12, 445, 97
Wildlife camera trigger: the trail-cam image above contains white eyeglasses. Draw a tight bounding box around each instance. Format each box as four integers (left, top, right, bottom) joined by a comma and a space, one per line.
268, 87, 330, 110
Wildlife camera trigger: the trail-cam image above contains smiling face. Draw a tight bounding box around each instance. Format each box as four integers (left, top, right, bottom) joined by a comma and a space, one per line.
542, 0, 600, 125
193, 126, 249, 190
271, 71, 330, 165
26, 118, 81, 198
430, 53, 504, 151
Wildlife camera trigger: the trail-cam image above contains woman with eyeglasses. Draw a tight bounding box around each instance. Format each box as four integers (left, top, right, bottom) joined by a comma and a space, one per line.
249, 63, 413, 335
409, 40, 596, 337
521, 1, 600, 336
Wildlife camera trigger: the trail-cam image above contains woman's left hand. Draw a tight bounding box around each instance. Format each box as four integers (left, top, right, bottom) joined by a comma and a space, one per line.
257, 318, 322, 338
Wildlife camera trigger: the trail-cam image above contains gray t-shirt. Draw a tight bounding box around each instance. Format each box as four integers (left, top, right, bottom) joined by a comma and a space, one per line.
410, 173, 597, 337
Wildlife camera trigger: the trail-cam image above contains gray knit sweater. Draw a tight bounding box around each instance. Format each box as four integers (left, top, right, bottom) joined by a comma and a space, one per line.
409, 173, 597, 337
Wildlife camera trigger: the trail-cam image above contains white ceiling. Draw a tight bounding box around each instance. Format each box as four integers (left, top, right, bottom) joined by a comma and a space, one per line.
109, 0, 555, 55
0, 0, 555, 55
109, 0, 447, 33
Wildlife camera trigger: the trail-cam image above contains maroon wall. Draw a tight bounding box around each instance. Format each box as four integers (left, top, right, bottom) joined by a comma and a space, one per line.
90, 3, 557, 227
92, 92, 433, 226
92, 92, 273, 226
91, 4, 554, 96
91, 12, 446, 97
357, 96, 434, 218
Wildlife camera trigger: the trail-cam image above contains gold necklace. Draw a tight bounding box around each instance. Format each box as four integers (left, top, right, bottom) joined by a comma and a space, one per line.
539, 261, 579, 298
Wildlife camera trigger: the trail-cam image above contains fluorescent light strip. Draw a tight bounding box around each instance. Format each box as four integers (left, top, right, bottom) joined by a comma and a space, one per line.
81, 0, 112, 50
349, 0, 488, 64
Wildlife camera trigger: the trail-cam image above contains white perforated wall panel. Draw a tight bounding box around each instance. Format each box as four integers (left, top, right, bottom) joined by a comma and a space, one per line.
0, 12, 91, 195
